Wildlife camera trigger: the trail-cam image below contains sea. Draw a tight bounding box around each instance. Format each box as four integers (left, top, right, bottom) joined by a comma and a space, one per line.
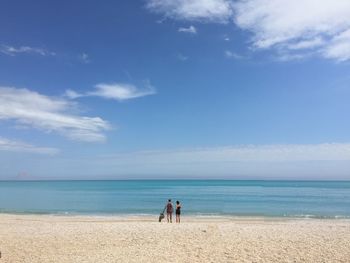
0, 180, 349, 218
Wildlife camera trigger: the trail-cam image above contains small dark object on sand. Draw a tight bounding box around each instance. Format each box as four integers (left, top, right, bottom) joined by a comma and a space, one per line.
159, 212, 165, 222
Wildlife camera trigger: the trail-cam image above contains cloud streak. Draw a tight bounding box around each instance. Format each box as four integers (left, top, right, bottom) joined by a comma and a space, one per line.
0, 45, 56, 56
3, 143, 350, 179
106, 143, 350, 164
0, 87, 110, 142
0, 137, 59, 155
63, 143, 350, 179
178, 25, 197, 34
65, 82, 156, 101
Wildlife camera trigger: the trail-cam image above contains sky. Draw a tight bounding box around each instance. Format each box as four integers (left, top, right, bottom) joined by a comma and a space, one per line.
0, 0, 350, 180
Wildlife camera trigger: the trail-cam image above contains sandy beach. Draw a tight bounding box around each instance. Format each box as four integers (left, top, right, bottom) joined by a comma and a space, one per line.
0, 214, 349, 262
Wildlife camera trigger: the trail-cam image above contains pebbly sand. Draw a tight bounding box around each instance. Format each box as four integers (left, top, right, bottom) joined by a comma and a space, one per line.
0, 214, 350, 263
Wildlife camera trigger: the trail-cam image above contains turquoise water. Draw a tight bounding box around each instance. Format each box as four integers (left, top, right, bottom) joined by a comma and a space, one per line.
0, 180, 350, 218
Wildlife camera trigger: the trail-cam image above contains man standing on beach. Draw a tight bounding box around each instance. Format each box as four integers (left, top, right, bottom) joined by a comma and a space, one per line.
166, 199, 173, 223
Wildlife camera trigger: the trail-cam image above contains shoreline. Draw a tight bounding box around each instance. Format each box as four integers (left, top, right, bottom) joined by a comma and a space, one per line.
0, 213, 301, 222
1, 211, 349, 221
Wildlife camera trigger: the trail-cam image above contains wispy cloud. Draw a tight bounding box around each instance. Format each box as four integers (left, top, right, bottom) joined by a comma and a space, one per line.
287, 38, 325, 50
323, 29, 350, 62
77, 143, 350, 179
147, 0, 350, 62
0, 137, 59, 155
105, 143, 350, 164
146, 0, 234, 23
0, 45, 94, 64
78, 53, 90, 64
91, 83, 156, 101
178, 25, 197, 34
225, 50, 244, 59
65, 82, 156, 101
233, 0, 350, 62
5, 143, 350, 179
0, 45, 56, 56
0, 87, 110, 142
64, 89, 83, 99
177, 53, 189, 61
275, 52, 310, 62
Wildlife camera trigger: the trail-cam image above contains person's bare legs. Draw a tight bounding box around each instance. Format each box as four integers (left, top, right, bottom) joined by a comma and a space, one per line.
167, 213, 172, 223
176, 214, 180, 223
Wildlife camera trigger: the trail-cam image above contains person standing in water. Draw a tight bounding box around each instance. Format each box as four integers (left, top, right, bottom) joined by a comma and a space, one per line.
176, 200, 181, 223
166, 199, 173, 223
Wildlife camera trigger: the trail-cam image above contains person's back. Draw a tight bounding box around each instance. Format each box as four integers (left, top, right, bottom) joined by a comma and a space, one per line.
166, 199, 173, 223
166, 202, 173, 213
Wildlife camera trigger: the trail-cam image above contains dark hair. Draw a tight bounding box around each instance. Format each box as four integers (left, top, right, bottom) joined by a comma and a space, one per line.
168, 199, 171, 202
176, 200, 180, 204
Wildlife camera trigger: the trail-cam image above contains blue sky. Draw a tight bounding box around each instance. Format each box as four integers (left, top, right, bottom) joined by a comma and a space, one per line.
1, 0, 350, 179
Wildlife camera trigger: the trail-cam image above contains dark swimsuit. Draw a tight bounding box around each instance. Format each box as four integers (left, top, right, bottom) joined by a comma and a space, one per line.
176, 205, 181, 215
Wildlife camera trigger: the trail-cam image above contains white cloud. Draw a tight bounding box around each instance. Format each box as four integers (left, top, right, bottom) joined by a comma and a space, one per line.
0, 137, 59, 155
0, 87, 110, 142
178, 25, 197, 34
233, 0, 350, 61
146, 0, 234, 23
66, 83, 156, 101
0, 45, 55, 56
147, 0, 350, 62
90, 83, 156, 101
323, 29, 350, 62
79, 53, 90, 64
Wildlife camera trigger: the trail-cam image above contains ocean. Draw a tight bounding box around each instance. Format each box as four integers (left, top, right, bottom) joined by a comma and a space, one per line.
0, 180, 349, 218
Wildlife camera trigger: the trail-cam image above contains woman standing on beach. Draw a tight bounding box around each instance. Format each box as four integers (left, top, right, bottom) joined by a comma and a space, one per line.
176, 200, 181, 223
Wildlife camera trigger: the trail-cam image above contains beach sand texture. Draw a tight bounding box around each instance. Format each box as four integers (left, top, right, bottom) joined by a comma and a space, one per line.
0, 214, 349, 263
